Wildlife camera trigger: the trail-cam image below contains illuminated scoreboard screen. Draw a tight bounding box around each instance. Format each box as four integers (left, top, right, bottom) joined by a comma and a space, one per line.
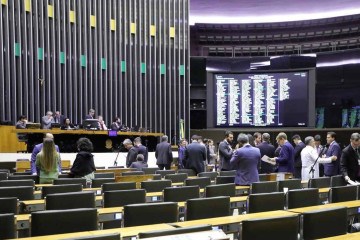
215, 71, 309, 127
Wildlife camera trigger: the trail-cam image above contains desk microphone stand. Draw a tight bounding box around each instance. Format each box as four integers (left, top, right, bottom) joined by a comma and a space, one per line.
309, 145, 326, 179
113, 145, 121, 166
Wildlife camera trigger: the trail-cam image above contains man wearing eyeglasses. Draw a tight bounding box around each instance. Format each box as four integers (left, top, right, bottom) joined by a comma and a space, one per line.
341, 132, 360, 182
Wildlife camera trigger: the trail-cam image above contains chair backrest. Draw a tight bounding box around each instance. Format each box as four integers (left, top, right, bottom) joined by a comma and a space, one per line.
13, 172, 32, 175
155, 170, 176, 178
205, 183, 236, 197
215, 176, 235, 184
103, 189, 146, 207
0, 179, 35, 187
329, 185, 358, 203
45, 192, 95, 210
8, 175, 39, 184
0, 213, 16, 239
53, 178, 87, 188
94, 173, 115, 179
121, 171, 145, 176
330, 175, 347, 187
153, 174, 162, 180
31, 208, 98, 236
0, 172, 8, 181
41, 184, 83, 199
138, 225, 212, 239
164, 173, 188, 183
163, 186, 200, 202
251, 181, 278, 194
102, 182, 137, 192
0, 186, 34, 200
107, 166, 124, 169
219, 170, 236, 176
302, 207, 347, 239
277, 179, 302, 192
58, 174, 72, 178
123, 202, 178, 227
241, 215, 299, 240
142, 167, 159, 175
140, 180, 172, 192
95, 166, 106, 169
287, 188, 319, 209
91, 178, 115, 188
177, 169, 197, 176
62, 233, 121, 240
198, 172, 218, 181
308, 177, 331, 188
0, 197, 18, 214
247, 193, 284, 213
185, 177, 211, 189
186, 196, 230, 221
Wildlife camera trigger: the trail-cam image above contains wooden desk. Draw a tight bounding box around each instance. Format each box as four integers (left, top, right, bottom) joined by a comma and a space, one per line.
287, 200, 360, 216
319, 232, 360, 239
17, 223, 175, 240
173, 210, 298, 233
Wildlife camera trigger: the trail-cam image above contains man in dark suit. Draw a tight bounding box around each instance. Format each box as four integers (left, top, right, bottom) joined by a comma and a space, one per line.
230, 134, 260, 185
129, 154, 148, 170
123, 139, 138, 168
218, 131, 234, 171
270, 132, 295, 173
155, 135, 173, 170
257, 133, 275, 173
184, 135, 206, 174
292, 134, 306, 179
324, 132, 341, 176
85, 109, 95, 120
54, 111, 66, 125
134, 137, 148, 163
314, 134, 325, 177
341, 133, 360, 182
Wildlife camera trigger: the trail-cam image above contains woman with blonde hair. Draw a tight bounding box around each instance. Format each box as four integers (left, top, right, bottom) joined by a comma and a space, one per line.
35, 138, 61, 183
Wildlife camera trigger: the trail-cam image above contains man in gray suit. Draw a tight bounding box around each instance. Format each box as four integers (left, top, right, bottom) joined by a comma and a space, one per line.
184, 135, 206, 174
230, 134, 260, 185
129, 154, 148, 170
41, 111, 54, 129
218, 131, 234, 171
155, 135, 173, 170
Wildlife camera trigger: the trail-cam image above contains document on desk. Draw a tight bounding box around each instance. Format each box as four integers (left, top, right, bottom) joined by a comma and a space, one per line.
261, 155, 276, 166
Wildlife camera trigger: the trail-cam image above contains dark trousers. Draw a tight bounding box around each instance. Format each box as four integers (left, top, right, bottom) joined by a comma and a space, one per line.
158, 164, 171, 170
294, 167, 302, 179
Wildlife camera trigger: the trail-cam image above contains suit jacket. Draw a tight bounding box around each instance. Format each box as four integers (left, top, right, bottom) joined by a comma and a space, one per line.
129, 161, 148, 170
126, 146, 139, 168
41, 116, 54, 129
218, 140, 233, 170
294, 141, 306, 168
324, 141, 341, 176
54, 115, 66, 125
184, 142, 206, 174
31, 143, 60, 174
276, 141, 295, 173
155, 142, 173, 165
84, 114, 94, 120
230, 145, 260, 185
340, 144, 359, 181
135, 145, 148, 163
257, 142, 276, 173
70, 151, 96, 177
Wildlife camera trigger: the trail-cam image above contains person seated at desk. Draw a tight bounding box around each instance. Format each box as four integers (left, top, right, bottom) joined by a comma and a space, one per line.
129, 154, 148, 170
35, 138, 61, 184
98, 115, 108, 130
41, 111, 54, 129
16, 115, 27, 129
110, 117, 128, 131
54, 111, 65, 125
69, 138, 96, 183
85, 109, 96, 120
61, 118, 75, 130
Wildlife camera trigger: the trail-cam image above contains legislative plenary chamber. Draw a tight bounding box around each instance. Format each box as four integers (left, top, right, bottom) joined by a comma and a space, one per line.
2, 0, 360, 239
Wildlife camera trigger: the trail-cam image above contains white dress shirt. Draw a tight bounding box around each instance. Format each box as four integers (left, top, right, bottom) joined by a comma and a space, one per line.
301, 145, 332, 180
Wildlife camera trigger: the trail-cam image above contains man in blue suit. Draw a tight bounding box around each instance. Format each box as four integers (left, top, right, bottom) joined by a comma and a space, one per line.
230, 134, 260, 185
324, 132, 341, 176
270, 132, 295, 173
257, 133, 276, 173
